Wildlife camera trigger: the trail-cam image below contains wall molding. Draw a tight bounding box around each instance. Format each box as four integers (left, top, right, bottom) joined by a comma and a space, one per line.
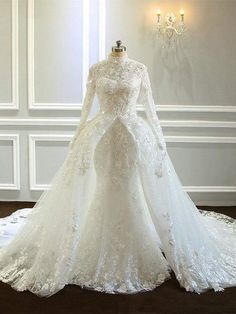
27, 133, 236, 193
185, 186, 236, 193
28, 0, 89, 110
137, 104, 236, 113
81, 0, 90, 101
99, 0, 106, 61
162, 120, 236, 128
0, 134, 20, 190
28, 134, 73, 191
165, 135, 236, 144
0, 0, 19, 110
31, 184, 236, 193
28, 104, 236, 113
27, 0, 105, 110
0, 118, 236, 129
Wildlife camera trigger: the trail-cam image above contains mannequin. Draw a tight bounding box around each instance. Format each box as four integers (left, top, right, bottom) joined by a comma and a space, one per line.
110, 40, 127, 57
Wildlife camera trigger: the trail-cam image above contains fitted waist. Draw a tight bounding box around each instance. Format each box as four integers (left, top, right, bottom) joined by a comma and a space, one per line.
98, 109, 138, 120
99, 101, 137, 117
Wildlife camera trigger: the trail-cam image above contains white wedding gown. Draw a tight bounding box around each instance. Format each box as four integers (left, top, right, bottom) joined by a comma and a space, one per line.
0, 53, 236, 297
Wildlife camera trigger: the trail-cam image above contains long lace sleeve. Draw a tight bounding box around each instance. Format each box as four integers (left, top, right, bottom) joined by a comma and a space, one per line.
139, 65, 166, 151
139, 65, 167, 176
69, 66, 96, 149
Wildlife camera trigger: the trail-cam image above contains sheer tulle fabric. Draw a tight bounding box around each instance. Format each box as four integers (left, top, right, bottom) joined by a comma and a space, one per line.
0, 54, 236, 297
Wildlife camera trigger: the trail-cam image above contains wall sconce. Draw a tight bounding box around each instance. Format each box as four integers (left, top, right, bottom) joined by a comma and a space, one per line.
156, 9, 186, 48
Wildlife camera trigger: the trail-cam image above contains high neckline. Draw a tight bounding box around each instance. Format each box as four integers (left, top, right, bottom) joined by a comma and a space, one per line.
108, 52, 128, 64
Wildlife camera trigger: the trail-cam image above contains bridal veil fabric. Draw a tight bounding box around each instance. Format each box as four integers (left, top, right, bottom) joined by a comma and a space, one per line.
0, 53, 236, 297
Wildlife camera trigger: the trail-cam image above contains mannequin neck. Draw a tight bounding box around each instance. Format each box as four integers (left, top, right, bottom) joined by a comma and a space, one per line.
110, 51, 127, 57
108, 51, 128, 63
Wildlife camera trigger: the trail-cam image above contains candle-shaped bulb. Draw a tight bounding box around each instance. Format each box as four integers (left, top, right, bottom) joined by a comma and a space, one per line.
157, 9, 161, 23
180, 9, 184, 22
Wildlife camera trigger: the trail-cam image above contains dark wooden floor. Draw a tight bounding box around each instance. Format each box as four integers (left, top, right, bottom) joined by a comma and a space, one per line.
0, 202, 236, 314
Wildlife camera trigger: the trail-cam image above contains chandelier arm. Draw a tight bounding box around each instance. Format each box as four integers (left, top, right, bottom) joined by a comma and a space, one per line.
166, 25, 183, 35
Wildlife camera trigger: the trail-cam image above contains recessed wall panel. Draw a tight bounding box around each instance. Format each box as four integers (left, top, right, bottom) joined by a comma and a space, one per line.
34, 0, 83, 104
0, 140, 13, 183
168, 143, 236, 186
35, 140, 68, 184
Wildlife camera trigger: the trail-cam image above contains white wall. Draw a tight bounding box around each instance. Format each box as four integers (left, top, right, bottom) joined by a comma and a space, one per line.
0, 0, 235, 205
0, 0, 105, 201
106, 0, 236, 205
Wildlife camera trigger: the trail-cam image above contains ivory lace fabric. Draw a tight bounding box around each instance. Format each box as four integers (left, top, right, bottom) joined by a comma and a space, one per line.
0, 53, 236, 297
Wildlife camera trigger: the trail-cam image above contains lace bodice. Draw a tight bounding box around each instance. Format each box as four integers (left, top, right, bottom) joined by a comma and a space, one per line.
94, 54, 144, 118
71, 53, 166, 152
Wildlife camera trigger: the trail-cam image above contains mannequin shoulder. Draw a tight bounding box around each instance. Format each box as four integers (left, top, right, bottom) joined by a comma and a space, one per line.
88, 60, 107, 74
127, 59, 148, 77
128, 58, 147, 69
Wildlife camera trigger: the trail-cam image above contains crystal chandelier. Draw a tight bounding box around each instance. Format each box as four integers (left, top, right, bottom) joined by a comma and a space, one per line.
156, 9, 186, 48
